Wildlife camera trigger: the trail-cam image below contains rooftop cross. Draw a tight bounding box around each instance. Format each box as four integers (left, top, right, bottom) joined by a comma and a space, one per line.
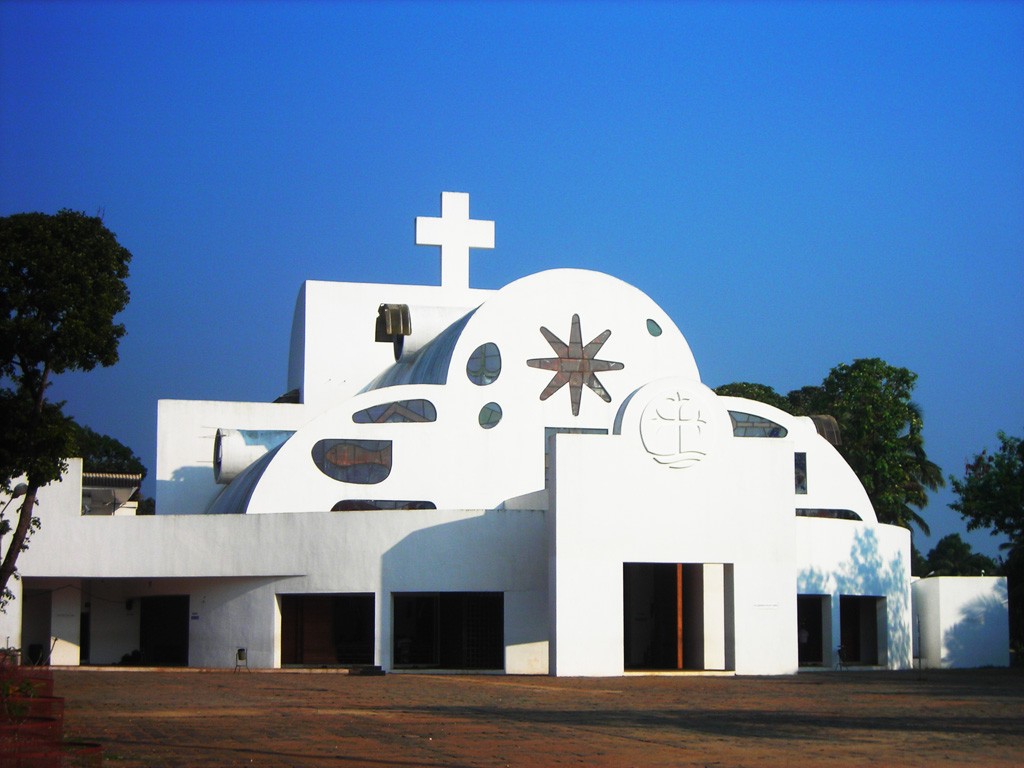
415, 192, 495, 289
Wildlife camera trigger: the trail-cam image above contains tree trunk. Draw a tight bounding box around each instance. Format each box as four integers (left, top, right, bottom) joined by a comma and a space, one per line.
0, 486, 38, 605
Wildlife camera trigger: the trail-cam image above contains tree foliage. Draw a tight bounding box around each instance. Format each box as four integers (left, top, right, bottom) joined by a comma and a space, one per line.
716, 357, 943, 535
950, 431, 1023, 551
922, 533, 998, 577
713, 382, 790, 411
0, 210, 132, 608
68, 422, 146, 479
811, 359, 942, 535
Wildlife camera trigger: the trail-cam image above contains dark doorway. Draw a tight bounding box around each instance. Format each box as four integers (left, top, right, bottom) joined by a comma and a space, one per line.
140, 595, 190, 666
839, 595, 882, 665
624, 563, 734, 671
797, 595, 828, 666
624, 563, 681, 669
280, 594, 375, 665
392, 592, 503, 670
79, 609, 91, 664
21, 589, 52, 665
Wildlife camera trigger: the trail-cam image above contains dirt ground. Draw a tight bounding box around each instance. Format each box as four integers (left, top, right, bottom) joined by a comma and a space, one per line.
49, 667, 1023, 767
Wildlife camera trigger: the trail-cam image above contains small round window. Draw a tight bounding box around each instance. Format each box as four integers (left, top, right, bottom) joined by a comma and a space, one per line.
478, 402, 502, 429
467, 342, 501, 385
646, 318, 663, 337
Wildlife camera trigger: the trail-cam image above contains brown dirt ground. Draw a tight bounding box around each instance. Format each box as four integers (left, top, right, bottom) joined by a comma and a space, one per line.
47, 667, 1024, 767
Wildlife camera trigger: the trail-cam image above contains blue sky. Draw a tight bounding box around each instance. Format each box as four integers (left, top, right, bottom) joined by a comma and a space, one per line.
1, 1, 1021, 557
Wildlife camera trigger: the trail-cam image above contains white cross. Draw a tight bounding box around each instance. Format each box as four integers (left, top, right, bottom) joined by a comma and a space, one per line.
415, 192, 495, 289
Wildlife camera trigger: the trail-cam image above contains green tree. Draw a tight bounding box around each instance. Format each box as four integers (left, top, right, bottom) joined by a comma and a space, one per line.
0, 210, 132, 609
69, 422, 146, 478
797, 359, 942, 535
713, 382, 790, 411
717, 358, 943, 535
950, 431, 1023, 552
923, 533, 998, 576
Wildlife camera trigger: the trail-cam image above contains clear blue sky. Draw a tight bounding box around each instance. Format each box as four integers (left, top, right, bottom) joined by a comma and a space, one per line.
2, 2, 1021, 558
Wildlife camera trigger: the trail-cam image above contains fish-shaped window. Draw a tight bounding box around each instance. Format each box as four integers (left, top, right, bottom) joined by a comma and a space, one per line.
312, 439, 392, 484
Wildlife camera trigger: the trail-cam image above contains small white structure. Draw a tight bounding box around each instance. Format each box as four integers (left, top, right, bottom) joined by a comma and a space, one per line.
912, 576, 1009, 668
0, 193, 1004, 673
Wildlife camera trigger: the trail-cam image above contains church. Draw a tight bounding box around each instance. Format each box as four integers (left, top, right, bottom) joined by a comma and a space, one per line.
0, 193, 1007, 674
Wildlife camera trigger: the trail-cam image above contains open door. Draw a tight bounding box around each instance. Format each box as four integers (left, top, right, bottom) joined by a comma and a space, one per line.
624, 563, 733, 671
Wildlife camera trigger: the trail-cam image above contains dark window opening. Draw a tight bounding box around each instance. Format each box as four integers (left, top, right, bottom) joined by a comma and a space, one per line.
796, 508, 862, 521
795, 452, 808, 494
392, 592, 504, 670
280, 594, 375, 666
332, 500, 436, 511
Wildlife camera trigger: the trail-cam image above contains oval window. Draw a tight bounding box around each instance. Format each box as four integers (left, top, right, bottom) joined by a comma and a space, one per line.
467, 342, 501, 385
478, 402, 502, 429
646, 318, 663, 337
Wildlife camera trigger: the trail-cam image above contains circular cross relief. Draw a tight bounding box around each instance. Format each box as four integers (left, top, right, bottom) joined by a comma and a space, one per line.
639, 391, 710, 469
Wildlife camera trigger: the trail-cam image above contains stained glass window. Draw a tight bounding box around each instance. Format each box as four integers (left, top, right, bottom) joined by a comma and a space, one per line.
352, 399, 437, 423
729, 411, 788, 438
467, 342, 501, 385
478, 402, 502, 429
312, 439, 392, 484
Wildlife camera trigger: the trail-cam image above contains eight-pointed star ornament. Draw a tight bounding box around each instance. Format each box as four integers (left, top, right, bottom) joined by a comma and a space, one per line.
527, 314, 624, 416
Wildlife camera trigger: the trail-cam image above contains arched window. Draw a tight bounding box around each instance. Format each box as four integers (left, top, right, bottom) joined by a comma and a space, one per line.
353, 399, 437, 423
729, 411, 788, 438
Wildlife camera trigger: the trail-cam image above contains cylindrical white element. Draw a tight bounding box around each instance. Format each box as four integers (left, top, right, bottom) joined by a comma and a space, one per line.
214, 429, 279, 484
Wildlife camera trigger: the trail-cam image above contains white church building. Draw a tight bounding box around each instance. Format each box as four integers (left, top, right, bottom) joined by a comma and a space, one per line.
1, 193, 1007, 674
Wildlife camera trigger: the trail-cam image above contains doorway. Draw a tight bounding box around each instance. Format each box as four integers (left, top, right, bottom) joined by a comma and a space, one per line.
139, 595, 190, 666
839, 595, 884, 666
797, 595, 829, 666
623, 563, 734, 671
392, 592, 503, 670
280, 593, 375, 665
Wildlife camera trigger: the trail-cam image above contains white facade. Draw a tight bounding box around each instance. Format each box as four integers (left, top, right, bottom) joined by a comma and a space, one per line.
2, 192, 1000, 674
912, 576, 1009, 669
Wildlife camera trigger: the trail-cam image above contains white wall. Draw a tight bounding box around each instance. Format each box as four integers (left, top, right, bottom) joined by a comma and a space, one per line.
795, 517, 912, 669
549, 379, 802, 676
289, 279, 492, 407
156, 400, 307, 515
13, 460, 550, 670
912, 577, 1009, 668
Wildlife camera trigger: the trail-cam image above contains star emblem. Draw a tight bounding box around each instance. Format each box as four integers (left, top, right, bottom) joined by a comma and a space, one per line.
527, 314, 624, 416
